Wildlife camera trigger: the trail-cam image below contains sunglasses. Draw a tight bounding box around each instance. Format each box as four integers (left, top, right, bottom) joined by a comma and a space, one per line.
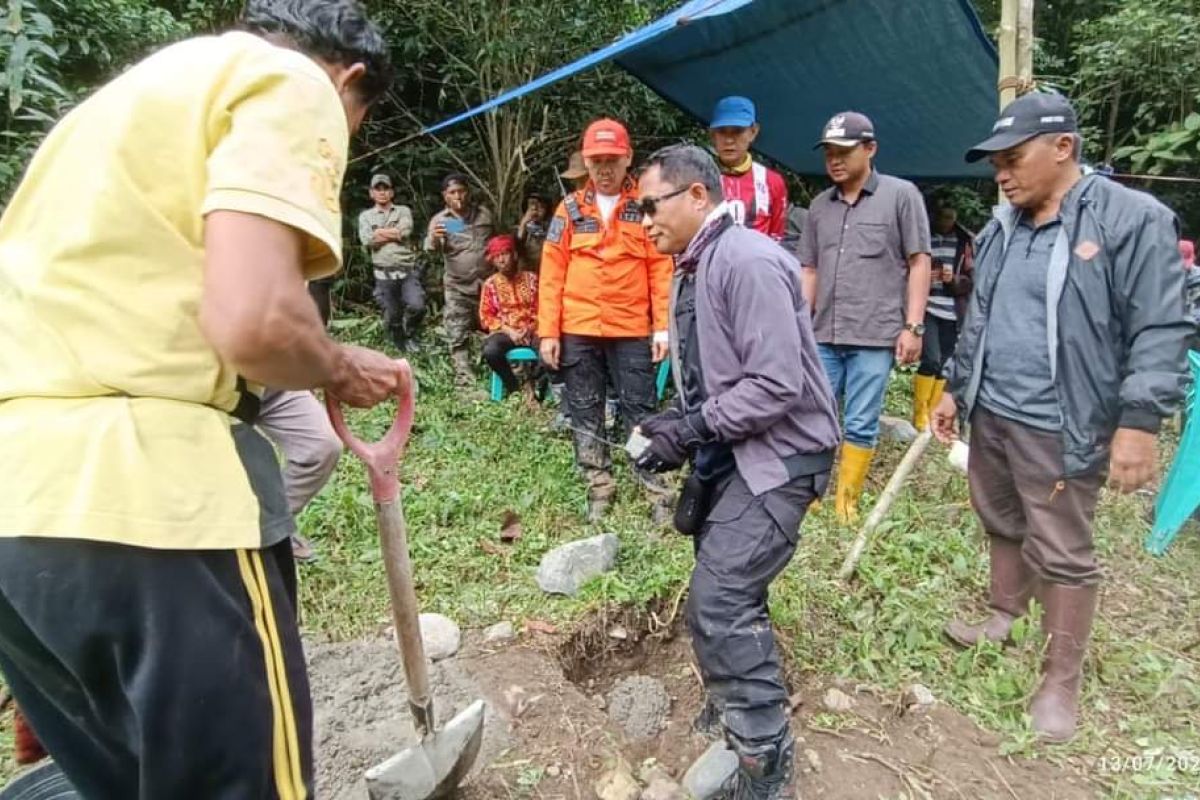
637, 185, 690, 217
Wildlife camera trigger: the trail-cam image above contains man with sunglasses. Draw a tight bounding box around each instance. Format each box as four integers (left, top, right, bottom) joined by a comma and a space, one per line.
635, 144, 839, 800
799, 111, 932, 523
538, 118, 674, 522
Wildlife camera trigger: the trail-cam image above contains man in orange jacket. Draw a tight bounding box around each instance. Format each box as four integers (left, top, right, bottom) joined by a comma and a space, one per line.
539, 119, 674, 522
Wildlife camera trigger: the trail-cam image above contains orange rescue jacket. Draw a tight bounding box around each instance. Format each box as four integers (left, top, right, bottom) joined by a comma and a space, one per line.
537, 178, 673, 339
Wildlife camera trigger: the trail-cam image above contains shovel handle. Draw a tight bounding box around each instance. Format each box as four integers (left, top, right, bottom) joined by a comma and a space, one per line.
325, 360, 415, 504
325, 361, 436, 737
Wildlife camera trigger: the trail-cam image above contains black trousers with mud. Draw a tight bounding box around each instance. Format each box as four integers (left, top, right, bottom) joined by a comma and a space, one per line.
0, 537, 311, 799
560, 334, 666, 499
373, 274, 427, 347
688, 470, 825, 745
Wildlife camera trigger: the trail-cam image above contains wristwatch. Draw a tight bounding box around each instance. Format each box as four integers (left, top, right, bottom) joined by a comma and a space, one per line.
905, 322, 926, 336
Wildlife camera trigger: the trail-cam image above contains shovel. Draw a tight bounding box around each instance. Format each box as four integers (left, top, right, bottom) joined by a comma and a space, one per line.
326, 362, 485, 800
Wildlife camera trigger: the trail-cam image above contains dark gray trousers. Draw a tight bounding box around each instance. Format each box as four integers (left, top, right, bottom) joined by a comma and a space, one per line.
687, 469, 826, 745
373, 274, 426, 347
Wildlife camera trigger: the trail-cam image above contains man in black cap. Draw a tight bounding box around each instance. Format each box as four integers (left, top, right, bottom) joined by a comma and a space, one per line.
426, 173, 495, 386
933, 91, 1191, 743
799, 111, 931, 523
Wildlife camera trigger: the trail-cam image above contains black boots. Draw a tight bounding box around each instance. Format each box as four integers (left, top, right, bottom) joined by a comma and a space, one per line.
719, 728, 796, 800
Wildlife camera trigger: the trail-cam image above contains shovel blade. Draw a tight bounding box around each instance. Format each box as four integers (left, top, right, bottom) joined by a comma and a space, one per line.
366, 699, 485, 800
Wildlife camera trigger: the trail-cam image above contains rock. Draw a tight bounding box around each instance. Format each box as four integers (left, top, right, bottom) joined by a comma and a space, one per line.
804, 748, 823, 773
822, 687, 855, 713
546, 764, 562, 778
595, 758, 640, 800
903, 683, 936, 711
641, 777, 688, 800
606, 675, 671, 739
482, 621, 516, 645
417, 613, 460, 661
879, 415, 919, 443
682, 741, 738, 800
535, 533, 620, 596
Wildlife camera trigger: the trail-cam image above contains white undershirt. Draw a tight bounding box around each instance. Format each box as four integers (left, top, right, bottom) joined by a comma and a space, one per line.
596, 192, 620, 224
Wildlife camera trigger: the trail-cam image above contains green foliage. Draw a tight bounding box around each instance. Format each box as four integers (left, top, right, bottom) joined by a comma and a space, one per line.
0, 0, 187, 204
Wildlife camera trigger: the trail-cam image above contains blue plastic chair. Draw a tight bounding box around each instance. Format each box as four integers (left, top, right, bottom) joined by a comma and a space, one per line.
489, 347, 540, 401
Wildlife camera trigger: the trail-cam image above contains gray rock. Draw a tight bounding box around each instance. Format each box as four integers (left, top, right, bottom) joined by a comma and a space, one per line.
641, 778, 687, 800
606, 675, 671, 739
482, 621, 516, 645
903, 683, 936, 711
417, 613, 460, 661
535, 533, 619, 596
804, 748, 823, 773
682, 741, 738, 800
822, 687, 855, 713
879, 415, 919, 443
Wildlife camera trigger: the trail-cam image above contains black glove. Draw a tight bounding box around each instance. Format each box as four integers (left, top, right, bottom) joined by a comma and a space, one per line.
635, 409, 713, 473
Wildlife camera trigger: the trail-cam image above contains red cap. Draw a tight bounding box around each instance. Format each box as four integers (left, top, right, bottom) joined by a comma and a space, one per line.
581, 118, 631, 158
485, 234, 516, 261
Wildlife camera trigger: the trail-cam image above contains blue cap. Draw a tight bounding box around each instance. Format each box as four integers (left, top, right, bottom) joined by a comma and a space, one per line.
710, 96, 757, 129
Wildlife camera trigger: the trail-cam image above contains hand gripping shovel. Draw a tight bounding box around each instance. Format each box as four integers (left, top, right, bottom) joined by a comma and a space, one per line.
326, 363, 485, 800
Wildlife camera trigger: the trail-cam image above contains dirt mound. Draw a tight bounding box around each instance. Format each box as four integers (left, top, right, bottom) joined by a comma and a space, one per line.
308, 612, 1103, 799
307, 638, 512, 800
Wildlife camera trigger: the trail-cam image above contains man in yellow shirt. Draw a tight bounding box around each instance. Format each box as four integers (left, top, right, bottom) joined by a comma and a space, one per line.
0, 1, 397, 796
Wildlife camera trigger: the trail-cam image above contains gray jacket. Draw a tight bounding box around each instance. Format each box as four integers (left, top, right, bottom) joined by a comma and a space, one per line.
947, 173, 1190, 476
672, 224, 840, 496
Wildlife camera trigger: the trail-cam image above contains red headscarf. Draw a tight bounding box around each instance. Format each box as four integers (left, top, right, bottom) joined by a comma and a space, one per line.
1180, 239, 1195, 269
485, 234, 516, 263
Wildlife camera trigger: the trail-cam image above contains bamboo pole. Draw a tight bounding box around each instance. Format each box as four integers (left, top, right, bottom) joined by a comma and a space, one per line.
1017, 0, 1034, 89
997, 0, 1018, 109
839, 430, 934, 582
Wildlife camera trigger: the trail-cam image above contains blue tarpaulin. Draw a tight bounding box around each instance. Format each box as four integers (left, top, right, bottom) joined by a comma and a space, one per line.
424, 0, 999, 179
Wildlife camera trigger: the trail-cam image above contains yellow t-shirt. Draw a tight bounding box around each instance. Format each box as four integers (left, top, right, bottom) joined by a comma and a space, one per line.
0, 31, 349, 549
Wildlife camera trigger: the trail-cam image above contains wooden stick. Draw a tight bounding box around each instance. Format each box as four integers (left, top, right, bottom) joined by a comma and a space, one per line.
839, 430, 934, 581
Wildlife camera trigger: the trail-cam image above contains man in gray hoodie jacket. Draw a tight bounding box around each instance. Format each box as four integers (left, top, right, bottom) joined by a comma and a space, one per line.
933, 92, 1190, 744
635, 144, 840, 800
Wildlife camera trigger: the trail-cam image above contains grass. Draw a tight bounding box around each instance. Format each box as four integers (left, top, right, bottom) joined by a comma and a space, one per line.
2, 316, 1198, 798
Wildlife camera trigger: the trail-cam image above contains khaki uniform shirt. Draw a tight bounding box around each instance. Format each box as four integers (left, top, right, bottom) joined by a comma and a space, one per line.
424, 205, 495, 296
358, 203, 417, 277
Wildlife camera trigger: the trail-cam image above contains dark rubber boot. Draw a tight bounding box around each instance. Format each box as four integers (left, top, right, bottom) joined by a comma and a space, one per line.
1030, 582, 1098, 743
945, 536, 1033, 647
718, 727, 797, 800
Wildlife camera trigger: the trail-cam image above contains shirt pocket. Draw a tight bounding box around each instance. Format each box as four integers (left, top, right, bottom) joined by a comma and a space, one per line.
854, 221, 891, 259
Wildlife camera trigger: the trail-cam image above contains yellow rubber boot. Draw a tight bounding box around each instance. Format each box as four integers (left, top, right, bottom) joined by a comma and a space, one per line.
835, 442, 875, 524
912, 374, 936, 431
929, 377, 947, 417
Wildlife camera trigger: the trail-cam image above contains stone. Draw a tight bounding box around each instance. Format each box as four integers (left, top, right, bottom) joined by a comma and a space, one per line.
595, 758, 640, 800
482, 621, 516, 645
641, 777, 688, 800
638, 759, 673, 785
535, 533, 620, 596
804, 748, 823, 773
903, 683, 937, 711
416, 613, 460, 661
822, 687, 855, 713
682, 741, 738, 800
879, 415, 919, 444
606, 675, 672, 739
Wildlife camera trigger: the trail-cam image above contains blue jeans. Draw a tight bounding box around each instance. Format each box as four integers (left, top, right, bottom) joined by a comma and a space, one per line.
818, 344, 894, 448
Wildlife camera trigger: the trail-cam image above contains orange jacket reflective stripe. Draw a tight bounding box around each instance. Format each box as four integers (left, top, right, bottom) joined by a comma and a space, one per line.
537, 178, 673, 339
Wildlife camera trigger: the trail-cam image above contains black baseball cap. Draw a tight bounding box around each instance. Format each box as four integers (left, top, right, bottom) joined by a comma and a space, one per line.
441, 172, 469, 191
966, 92, 1078, 162
814, 111, 876, 148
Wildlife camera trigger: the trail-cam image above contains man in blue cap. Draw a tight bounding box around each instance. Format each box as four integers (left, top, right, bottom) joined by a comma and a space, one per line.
709, 95, 788, 240
933, 92, 1190, 743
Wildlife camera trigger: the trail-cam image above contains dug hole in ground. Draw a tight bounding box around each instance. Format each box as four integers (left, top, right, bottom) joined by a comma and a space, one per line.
310, 602, 1101, 799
